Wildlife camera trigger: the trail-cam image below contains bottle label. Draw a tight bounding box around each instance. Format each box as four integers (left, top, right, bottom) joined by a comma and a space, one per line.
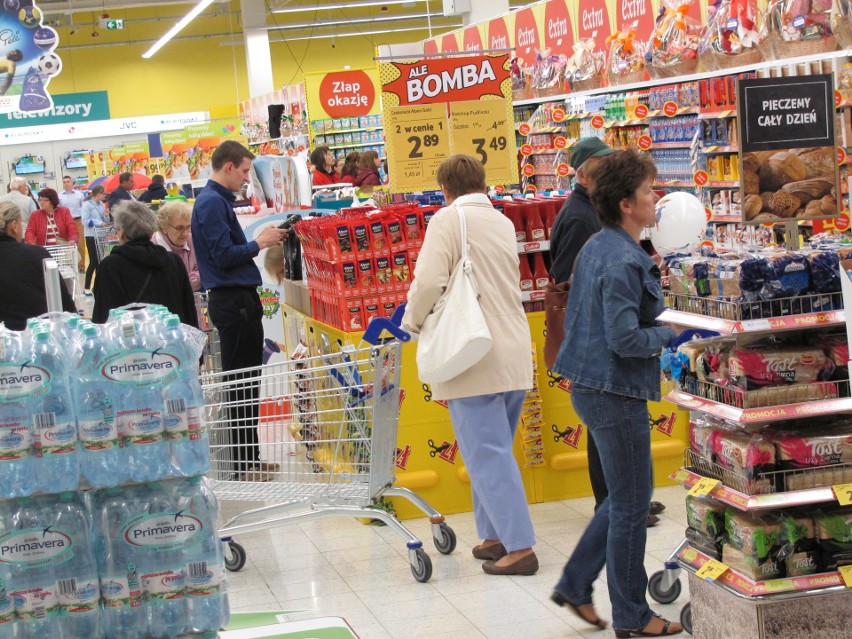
535, 277, 549, 289
142, 569, 186, 600
0, 579, 13, 625
100, 565, 143, 609
56, 577, 99, 613
0, 362, 50, 401
11, 586, 58, 620
520, 279, 533, 291
101, 349, 180, 387
33, 412, 77, 456
531, 228, 545, 241
0, 527, 73, 566
79, 418, 118, 451
186, 560, 224, 597
118, 408, 163, 446
163, 401, 203, 442
0, 419, 32, 460
123, 512, 203, 551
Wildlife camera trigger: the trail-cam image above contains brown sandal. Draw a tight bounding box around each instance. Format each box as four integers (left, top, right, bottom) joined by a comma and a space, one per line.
550, 591, 608, 630
614, 613, 683, 638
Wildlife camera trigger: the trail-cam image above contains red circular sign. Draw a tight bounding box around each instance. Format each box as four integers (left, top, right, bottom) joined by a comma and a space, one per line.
552, 108, 566, 123
488, 16, 511, 51
663, 101, 679, 117
838, 147, 847, 166
319, 70, 375, 119
514, 7, 540, 57
556, 163, 570, 177
544, 0, 575, 58
525, 184, 538, 194
637, 135, 653, 150
553, 136, 568, 149
297, 145, 306, 152
591, 115, 605, 129
520, 144, 534, 157
835, 212, 851, 232
522, 164, 536, 177
700, 240, 715, 250
634, 104, 649, 119
518, 123, 531, 136
705, 207, 713, 222
287, 148, 295, 156
495, 184, 505, 195
693, 170, 709, 186
836, 90, 843, 108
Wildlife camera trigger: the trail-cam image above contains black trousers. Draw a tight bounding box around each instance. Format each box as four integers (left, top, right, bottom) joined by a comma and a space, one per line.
84, 236, 100, 290
208, 286, 264, 472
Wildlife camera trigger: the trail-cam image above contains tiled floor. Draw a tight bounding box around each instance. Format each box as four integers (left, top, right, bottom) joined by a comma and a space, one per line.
223, 485, 691, 639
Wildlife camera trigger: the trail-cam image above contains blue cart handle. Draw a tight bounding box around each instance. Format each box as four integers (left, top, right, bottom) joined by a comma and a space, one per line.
362, 302, 411, 345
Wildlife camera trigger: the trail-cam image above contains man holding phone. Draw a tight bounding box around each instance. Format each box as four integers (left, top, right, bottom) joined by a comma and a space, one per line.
192, 141, 288, 481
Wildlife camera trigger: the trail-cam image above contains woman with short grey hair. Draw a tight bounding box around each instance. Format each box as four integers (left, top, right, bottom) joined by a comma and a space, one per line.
152, 200, 201, 291
92, 201, 197, 326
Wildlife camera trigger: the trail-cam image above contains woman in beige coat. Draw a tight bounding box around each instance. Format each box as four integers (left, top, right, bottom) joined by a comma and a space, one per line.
402, 155, 537, 575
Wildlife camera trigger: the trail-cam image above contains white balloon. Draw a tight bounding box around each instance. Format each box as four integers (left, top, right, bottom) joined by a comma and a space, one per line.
649, 192, 707, 257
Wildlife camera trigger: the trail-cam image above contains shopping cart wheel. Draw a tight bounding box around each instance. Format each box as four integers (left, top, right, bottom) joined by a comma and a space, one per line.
433, 523, 457, 555
224, 540, 247, 572
680, 602, 692, 635
410, 548, 432, 583
648, 570, 681, 604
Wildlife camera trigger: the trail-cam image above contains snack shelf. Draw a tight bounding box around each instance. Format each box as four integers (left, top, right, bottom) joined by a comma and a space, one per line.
663, 291, 844, 327
526, 126, 567, 134
664, 389, 852, 424
648, 107, 701, 118
318, 126, 383, 135
651, 142, 695, 149
698, 110, 737, 120
606, 117, 649, 127
658, 307, 846, 334
654, 181, 696, 188
703, 145, 740, 154
521, 290, 546, 303
517, 240, 550, 254
676, 543, 846, 600
327, 141, 385, 151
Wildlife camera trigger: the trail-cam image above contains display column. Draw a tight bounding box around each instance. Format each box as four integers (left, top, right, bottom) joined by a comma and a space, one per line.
241, 0, 274, 97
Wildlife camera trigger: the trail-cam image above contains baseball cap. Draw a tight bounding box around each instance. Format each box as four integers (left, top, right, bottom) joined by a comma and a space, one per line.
570, 137, 615, 170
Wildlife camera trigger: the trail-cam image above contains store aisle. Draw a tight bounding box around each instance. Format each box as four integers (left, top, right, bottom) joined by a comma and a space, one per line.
223, 485, 689, 639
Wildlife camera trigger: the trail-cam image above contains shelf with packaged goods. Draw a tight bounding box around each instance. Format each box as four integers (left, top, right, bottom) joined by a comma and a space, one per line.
248, 135, 309, 146
698, 110, 738, 120
517, 240, 549, 254
654, 180, 696, 188
706, 181, 740, 188
316, 126, 383, 135
657, 308, 846, 334
650, 141, 696, 150
703, 145, 740, 154
327, 141, 385, 151
675, 542, 847, 600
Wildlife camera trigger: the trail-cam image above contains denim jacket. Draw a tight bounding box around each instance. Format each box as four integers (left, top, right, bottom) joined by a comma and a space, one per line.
553, 226, 675, 401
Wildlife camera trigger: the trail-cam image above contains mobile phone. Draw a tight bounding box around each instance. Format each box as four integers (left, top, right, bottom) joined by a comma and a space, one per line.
277, 214, 301, 230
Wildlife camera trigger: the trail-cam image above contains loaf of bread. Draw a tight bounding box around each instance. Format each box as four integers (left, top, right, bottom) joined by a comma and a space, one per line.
814, 509, 852, 553
686, 495, 726, 539
725, 509, 782, 559
729, 345, 830, 390
714, 430, 776, 481
722, 544, 784, 580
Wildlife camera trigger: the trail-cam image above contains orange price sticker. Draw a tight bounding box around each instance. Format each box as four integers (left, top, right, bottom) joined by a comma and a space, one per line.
495, 184, 505, 195
838, 147, 847, 166
693, 170, 709, 186
520, 144, 533, 157
525, 184, 538, 194
518, 123, 531, 136
556, 163, 570, 177
591, 114, 605, 129
287, 148, 295, 156
833, 483, 852, 506
836, 90, 843, 108
634, 104, 649, 119
700, 240, 716, 250
761, 222, 775, 229
522, 164, 536, 177
663, 101, 679, 117
839, 565, 852, 587
637, 135, 653, 150
835, 212, 851, 232
553, 136, 568, 149
297, 145, 306, 153
552, 108, 566, 123
696, 559, 729, 582
704, 207, 713, 222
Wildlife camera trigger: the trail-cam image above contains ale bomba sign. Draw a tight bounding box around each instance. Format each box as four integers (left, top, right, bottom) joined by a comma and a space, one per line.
381, 55, 509, 107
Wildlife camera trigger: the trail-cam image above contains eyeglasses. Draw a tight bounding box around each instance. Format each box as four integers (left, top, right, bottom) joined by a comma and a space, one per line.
168, 223, 190, 234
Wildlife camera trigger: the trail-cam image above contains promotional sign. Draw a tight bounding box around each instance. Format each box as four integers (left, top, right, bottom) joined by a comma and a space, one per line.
304, 68, 381, 121
544, 0, 575, 58
737, 74, 839, 224
0, 91, 109, 128
462, 25, 484, 52
514, 6, 541, 59
381, 54, 517, 192
238, 83, 306, 145
487, 14, 512, 50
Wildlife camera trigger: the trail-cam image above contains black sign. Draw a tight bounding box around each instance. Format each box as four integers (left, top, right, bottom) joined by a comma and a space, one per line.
738, 74, 834, 152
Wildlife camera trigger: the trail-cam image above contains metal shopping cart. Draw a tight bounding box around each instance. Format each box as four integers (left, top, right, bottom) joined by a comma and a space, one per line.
200, 309, 456, 583
45, 243, 81, 304
93, 226, 119, 261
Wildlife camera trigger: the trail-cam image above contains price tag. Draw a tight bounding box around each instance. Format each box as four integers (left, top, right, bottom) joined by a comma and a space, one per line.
552, 108, 566, 122
449, 99, 515, 184
839, 564, 852, 587
556, 163, 570, 177
386, 103, 451, 193
634, 104, 649, 119
705, 207, 713, 222
663, 101, 679, 117
836, 89, 843, 109
553, 136, 568, 149
688, 477, 721, 497
522, 164, 536, 177
833, 483, 852, 506
637, 135, 653, 150
591, 114, 605, 129
696, 559, 729, 582
835, 212, 851, 233
740, 318, 772, 331
520, 144, 533, 157
524, 184, 538, 194
838, 147, 847, 166
518, 123, 531, 136
693, 170, 709, 186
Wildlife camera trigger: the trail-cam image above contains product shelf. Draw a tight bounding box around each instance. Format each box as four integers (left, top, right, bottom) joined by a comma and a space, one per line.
318, 126, 383, 135
651, 142, 695, 149
709, 214, 744, 223
705, 180, 740, 188
653, 180, 696, 188
517, 240, 550, 254
676, 543, 846, 600
703, 145, 740, 154
658, 307, 846, 334
698, 110, 738, 120
525, 126, 567, 134
327, 141, 385, 151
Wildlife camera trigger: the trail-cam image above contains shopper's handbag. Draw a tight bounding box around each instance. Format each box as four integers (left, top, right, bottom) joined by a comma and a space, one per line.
543, 279, 571, 371
416, 205, 493, 384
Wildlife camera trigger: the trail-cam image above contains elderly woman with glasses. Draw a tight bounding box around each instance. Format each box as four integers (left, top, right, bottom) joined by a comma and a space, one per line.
153, 200, 201, 291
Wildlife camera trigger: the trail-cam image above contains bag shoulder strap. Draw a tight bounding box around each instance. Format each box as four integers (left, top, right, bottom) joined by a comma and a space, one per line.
454, 204, 469, 259
133, 271, 154, 303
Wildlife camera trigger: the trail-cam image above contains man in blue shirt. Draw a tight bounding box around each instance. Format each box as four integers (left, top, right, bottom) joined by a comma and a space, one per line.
192, 140, 287, 481
60, 175, 85, 272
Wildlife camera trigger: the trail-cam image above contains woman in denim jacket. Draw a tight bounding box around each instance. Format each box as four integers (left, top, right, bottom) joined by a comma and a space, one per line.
550, 149, 682, 637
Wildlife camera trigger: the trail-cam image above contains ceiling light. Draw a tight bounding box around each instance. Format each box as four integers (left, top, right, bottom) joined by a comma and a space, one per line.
272, 0, 423, 14
142, 0, 214, 59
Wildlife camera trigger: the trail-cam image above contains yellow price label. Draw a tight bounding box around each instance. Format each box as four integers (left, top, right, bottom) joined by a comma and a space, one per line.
688, 477, 721, 497
386, 103, 451, 193
696, 559, 729, 581
833, 483, 852, 506
839, 565, 852, 587
449, 99, 516, 185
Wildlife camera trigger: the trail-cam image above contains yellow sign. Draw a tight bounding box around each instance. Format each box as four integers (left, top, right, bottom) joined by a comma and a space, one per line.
449, 100, 513, 186
696, 559, 729, 581
688, 477, 721, 497
839, 565, 852, 587
385, 104, 451, 193
833, 483, 852, 506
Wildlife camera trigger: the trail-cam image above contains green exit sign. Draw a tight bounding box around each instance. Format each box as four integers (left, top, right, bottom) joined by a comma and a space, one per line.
105, 19, 124, 30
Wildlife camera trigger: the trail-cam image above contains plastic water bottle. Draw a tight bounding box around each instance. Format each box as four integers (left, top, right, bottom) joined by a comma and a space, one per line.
95, 486, 146, 639
75, 324, 126, 487
162, 316, 209, 477
0, 330, 35, 499
52, 492, 100, 638
8, 498, 61, 639
30, 329, 79, 494
135, 482, 187, 638
111, 317, 168, 482
0, 499, 16, 636
175, 477, 229, 632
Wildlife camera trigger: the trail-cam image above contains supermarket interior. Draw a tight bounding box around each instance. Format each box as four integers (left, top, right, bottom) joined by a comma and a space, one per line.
3, 0, 852, 637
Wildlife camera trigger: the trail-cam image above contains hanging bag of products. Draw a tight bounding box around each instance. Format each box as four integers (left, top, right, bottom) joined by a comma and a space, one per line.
565, 38, 605, 92
699, 0, 764, 70
647, 0, 702, 78
606, 25, 647, 86
758, 0, 836, 59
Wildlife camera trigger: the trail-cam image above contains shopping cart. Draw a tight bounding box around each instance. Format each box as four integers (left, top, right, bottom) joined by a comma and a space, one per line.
93, 225, 119, 261
45, 243, 80, 303
201, 308, 456, 583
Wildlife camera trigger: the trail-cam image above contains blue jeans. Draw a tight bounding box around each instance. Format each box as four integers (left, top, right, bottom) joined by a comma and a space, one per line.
448, 390, 536, 552
554, 385, 653, 631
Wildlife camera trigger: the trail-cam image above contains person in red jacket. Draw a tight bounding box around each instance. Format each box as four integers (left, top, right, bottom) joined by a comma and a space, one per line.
310, 145, 337, 186
354, 150, 382, 191
340, 151, 360, 184
25, 187, 78, 246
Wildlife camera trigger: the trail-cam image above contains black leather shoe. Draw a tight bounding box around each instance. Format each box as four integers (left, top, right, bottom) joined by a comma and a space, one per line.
482, 552, 538, 575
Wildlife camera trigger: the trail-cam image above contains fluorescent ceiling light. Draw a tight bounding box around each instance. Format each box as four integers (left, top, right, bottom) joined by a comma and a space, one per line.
142, 0, 214, 58
272, 0, 423, 14
277, 24, 440, 41
268, 12, 434, 30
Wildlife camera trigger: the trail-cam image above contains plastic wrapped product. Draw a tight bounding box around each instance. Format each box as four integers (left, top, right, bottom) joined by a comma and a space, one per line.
714, 429, 777, 483
646, 0, 702, 77
686, 495, 727, 539
606, 27, 646, 85
699, 0, 763, 69
814, 508, 852, 553
565, 39, 605, 91
686, 526, 724, 560
722, 544, 785, 580
729, 343, 831, 390
725, 509, 783, 559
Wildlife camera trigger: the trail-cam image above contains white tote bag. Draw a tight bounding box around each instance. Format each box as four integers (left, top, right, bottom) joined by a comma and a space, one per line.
416, 205, 493, 384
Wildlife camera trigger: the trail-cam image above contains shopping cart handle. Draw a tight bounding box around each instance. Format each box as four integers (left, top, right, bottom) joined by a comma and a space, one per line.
362, 303, 410, 345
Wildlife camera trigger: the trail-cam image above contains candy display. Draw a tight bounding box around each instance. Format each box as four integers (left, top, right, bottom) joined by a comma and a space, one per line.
699, 0, 764, 70
759, 0, 837, 59
606, 27, 646, 86
565, 39, 604, 92
647, 0, 703, 78
532, 49, 568, 98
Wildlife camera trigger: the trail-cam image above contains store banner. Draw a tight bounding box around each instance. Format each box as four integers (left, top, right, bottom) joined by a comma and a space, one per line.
737, 74, 839, 224
304, 68, 381, 121
462, 25, 484, 51
380, 54, 517, 192
544, 0, 575, 59
0, 91, 109, 128
441, 32, 460, 52
487, 14, 513, 51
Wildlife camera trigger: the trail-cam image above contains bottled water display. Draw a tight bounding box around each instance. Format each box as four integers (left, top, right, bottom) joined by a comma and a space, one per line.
0, 329, 34, 499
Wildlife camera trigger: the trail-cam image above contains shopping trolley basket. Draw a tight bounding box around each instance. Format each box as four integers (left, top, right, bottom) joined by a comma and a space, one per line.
93, 226, 119, 261
45, 243, 80, 303
200, 308, 456, 583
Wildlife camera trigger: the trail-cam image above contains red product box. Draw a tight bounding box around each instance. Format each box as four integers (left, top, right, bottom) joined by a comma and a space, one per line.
340, 297, 365, 333
375, 255, 392, 293
422, 208, 438, 231
381, 295, 397, 319
391, 252, 411, 291
336, 260, 359, 297
351, 219, 371, 257
364, 297, 381, 325
358, 257, 376, 295
386, 216, 408, 253
368, 214, 390, 256
401, 210, 423, 248
408, 248, 420, 276
327, 220, 355, 261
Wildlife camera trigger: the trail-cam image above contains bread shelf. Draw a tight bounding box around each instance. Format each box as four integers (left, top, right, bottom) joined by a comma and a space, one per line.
703, 145, 740, 154
664, 389, 852, 424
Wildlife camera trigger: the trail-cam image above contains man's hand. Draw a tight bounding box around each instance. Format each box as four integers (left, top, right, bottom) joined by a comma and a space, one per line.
256, 226, 288, 249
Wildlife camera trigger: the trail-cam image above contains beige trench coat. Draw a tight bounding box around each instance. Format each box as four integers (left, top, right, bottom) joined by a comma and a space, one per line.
402, 193, 533, 401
